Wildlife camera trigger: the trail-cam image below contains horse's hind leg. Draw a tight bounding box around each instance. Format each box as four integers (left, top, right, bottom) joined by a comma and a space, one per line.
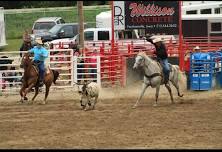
19, 87, 25, 102
132, 83, 149, 109
165, 84, 174, 104
154, 86, 160, 107
32, 86, 39, 101
43, 85, 50, 105
171, 81, 183, 97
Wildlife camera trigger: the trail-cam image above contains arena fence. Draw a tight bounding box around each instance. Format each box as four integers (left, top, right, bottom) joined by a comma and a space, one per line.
1, 37, 222, 95
0, 49, 75, 95
0, 48, 127, 95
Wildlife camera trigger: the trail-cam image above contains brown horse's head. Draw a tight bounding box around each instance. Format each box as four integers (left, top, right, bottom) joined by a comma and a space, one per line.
20, 53, 32, 69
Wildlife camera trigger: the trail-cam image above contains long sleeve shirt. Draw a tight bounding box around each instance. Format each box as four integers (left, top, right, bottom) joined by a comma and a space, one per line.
29, 46, 48, 62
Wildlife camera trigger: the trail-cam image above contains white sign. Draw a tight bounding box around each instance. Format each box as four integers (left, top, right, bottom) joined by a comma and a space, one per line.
114, 1, 125, 30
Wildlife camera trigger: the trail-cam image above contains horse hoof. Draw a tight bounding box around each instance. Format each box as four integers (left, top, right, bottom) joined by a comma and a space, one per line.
24, 97, 28, 101
132, 105, 137, 109
153, 103, 158, 107
42, 101, 46, 105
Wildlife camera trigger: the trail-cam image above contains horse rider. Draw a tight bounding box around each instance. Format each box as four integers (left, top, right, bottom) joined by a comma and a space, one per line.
28, 37, 49, 87
146, 37, 170, 84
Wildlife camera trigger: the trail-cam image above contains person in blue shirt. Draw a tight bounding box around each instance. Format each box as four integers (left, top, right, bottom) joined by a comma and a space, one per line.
28, 38, 48, 87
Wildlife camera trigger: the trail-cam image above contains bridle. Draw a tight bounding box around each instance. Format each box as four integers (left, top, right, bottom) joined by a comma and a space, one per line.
136, 54, 163, 81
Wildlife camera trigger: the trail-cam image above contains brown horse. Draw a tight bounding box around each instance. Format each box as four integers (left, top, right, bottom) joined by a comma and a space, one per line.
20, 53, 59, 104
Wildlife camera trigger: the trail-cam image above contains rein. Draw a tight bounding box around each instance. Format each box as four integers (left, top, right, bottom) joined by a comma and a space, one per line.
138, 54, 163, 80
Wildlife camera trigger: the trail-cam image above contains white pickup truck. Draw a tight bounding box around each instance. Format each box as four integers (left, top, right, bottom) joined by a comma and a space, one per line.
49, 28, 150, 48
49, 27, 176, 53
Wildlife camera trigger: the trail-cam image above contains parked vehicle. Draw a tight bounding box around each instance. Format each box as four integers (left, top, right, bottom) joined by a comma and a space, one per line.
49, 28, 153, 52
31, 17, 65, 34
32, 23, 88, 43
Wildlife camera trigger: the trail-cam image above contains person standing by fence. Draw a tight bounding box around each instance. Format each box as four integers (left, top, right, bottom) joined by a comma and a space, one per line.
88, 44, 98, 82
73, 46, 85, 83
20, 29, 33, 57
184, 51, 191, 90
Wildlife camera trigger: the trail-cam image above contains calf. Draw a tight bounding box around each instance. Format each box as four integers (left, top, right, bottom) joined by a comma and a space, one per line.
78, 81, 99, 111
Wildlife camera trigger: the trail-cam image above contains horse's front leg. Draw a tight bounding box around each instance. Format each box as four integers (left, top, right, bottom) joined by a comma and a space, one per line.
23, 83, 35, 101
19, 82, 28, 102
19, 86, 25, 103
132, 82, 149, 109
154, 85, 160, 107
165, 83, 174, 104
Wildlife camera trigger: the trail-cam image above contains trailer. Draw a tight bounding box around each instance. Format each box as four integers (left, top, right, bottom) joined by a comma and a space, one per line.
182, 14, 222, 37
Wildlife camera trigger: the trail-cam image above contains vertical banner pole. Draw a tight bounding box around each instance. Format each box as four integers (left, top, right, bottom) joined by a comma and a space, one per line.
111, 1, 115, 54
179, 1, 184, 71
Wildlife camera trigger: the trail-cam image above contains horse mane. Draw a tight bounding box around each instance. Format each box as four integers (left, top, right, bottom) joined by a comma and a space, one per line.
137, 51, 154, 63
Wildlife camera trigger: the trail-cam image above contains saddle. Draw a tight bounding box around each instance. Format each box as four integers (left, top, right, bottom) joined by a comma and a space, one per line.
156, 62, 172, 84
32, 62, 50, 86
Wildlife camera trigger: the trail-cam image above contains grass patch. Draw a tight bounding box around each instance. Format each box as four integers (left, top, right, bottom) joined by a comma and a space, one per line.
5, 7, 110, 39
0, 39, 22, 52
3, 6, 110, 52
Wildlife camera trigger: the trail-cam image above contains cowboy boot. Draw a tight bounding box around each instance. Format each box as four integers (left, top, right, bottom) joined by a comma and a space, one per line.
38, 78, 44, 87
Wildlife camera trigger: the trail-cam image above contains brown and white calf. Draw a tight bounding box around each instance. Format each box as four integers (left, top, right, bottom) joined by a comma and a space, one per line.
78, 81, 99, 111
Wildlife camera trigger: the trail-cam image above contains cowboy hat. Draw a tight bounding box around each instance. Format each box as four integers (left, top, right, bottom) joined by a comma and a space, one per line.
35, 37, 43, 45
193, 46, 200, 50
153, 37, 164, 43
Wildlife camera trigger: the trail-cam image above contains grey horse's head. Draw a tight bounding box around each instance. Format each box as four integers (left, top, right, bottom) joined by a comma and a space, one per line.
133, 52, 146, 69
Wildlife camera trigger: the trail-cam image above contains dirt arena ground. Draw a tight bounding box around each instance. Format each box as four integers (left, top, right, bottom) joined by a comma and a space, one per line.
0, 80, 222, 149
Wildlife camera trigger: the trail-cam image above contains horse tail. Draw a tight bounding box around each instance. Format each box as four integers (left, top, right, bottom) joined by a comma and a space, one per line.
52, 70, 59, 84
174, 65, 186, 97
174, 65, 185, 82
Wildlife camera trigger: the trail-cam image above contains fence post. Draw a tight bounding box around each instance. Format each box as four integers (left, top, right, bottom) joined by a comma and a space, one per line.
73, 56, 78, 85
0, 72, 2, 95
70, 49, 74, 87
97, 56, 101, 87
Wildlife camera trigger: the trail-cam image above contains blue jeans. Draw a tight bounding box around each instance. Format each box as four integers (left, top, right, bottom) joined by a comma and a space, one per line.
34, 60, 45, 80
159, 58, 170, 81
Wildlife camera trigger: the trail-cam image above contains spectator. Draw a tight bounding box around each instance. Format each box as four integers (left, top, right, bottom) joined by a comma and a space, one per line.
0, 56, 13, 70
20, 29, 33, 57
88, 44, 98, 82
74, 48, 85, 82
184, 51, 191, 90
0, 56, 14, 89
192, 46, 203, 72
23, 29, 31, 43
7, 67, 18, 88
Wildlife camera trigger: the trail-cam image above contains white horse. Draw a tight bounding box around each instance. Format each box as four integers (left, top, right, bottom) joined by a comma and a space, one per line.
132, 52, 184, 108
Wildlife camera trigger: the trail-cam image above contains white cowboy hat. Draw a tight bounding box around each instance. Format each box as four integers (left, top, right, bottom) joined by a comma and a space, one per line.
35, 37, 43, 45
193, 46, 200, 50
153, 37, 164, 43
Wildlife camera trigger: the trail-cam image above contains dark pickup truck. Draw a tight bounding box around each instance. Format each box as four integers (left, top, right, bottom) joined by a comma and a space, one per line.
31, 23, 88, 43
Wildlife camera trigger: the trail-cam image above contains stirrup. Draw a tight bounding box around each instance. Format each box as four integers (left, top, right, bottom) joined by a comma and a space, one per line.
38, 80, 44, 87
164, 79, 169, 84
